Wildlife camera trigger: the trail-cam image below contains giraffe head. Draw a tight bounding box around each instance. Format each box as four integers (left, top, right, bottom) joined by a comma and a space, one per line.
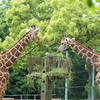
29, 25, 40, 43
57, 35, 74, 53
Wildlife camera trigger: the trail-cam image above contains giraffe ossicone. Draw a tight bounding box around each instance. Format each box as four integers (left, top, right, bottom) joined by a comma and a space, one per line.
0, 25, 40, 100
57, 35, 100, 88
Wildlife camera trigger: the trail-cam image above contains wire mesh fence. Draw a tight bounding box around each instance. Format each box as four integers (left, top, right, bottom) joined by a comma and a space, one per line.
4, 80, 100, 100
4, 56, 100, 100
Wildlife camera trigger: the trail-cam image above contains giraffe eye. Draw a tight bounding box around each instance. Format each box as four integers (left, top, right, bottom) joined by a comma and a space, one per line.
61, 43, 64, 45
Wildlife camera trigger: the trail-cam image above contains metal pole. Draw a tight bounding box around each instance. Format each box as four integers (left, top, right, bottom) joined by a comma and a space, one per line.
65, 51, 68, 100
91, 48, 95, 100
34, 95, 36, 100
20, 95, 22, 100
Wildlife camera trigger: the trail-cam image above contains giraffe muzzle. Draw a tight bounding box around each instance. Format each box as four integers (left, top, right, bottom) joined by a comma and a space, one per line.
34, 28, 40, 33
56, 50, 61, 53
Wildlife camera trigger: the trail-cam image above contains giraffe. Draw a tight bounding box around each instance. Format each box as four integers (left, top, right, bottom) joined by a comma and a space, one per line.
0, 25, 40, 100
57, 35, 100, 88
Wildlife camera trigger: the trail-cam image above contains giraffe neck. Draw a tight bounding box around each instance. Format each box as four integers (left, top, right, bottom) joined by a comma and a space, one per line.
70, 40, 100, 70
0, 32, 31, 70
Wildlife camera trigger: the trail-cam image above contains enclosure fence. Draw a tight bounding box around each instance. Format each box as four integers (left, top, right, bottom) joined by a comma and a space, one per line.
4, 56, 100, 100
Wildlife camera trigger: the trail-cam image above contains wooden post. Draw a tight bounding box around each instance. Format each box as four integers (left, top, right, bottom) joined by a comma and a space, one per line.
46, 78, 52, 100
41, 57, 52, 100
41, 67, 47, 100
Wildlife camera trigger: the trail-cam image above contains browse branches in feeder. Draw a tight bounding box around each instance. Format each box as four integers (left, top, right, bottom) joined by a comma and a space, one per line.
27, 56, 72, 81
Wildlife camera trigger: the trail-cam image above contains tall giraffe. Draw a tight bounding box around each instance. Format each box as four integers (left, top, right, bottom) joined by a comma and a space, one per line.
57, 35, 100, 88
0, 25, 40, 100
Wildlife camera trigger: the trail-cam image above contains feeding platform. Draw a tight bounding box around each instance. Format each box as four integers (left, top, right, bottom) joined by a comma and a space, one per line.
27, 56, 71, 100
28, 56, 71, 79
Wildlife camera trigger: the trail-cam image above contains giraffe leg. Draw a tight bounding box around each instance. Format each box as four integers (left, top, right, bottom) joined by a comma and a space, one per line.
0, 88, 4, 100
0, 84, 7, 100
96, 72, 100, 88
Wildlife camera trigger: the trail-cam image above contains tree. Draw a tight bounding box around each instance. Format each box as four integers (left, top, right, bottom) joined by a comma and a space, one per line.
6, 70, 28, 95
2, 0, 100, 70
1, 0, 100, 98
0, 0, 11, 41
68, 49, 88, 99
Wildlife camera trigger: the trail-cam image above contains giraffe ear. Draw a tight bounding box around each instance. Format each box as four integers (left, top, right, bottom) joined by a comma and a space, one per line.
31, 25, 36, 29
72, 38, 75, 40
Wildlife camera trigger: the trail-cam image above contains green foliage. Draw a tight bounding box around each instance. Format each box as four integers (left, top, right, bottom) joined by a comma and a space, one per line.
0, 0, 99, 71
26, 76, 41, 93
52, 79, 65, 99
27, 56, 71, 96
6, 70, 28, 94
67, 49, 88, 99
0, 0, 100, 98
27, 67, 70, 80
96, 0, 100, 2
0, 0, 11, 41
85, 81, 100, 99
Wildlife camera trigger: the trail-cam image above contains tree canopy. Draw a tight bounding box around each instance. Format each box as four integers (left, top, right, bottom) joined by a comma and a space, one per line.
0, 0, 11, 41
0, 0, 100, 98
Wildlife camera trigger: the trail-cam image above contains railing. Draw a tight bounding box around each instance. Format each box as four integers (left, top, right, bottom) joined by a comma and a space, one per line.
4, 94, 40, 100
